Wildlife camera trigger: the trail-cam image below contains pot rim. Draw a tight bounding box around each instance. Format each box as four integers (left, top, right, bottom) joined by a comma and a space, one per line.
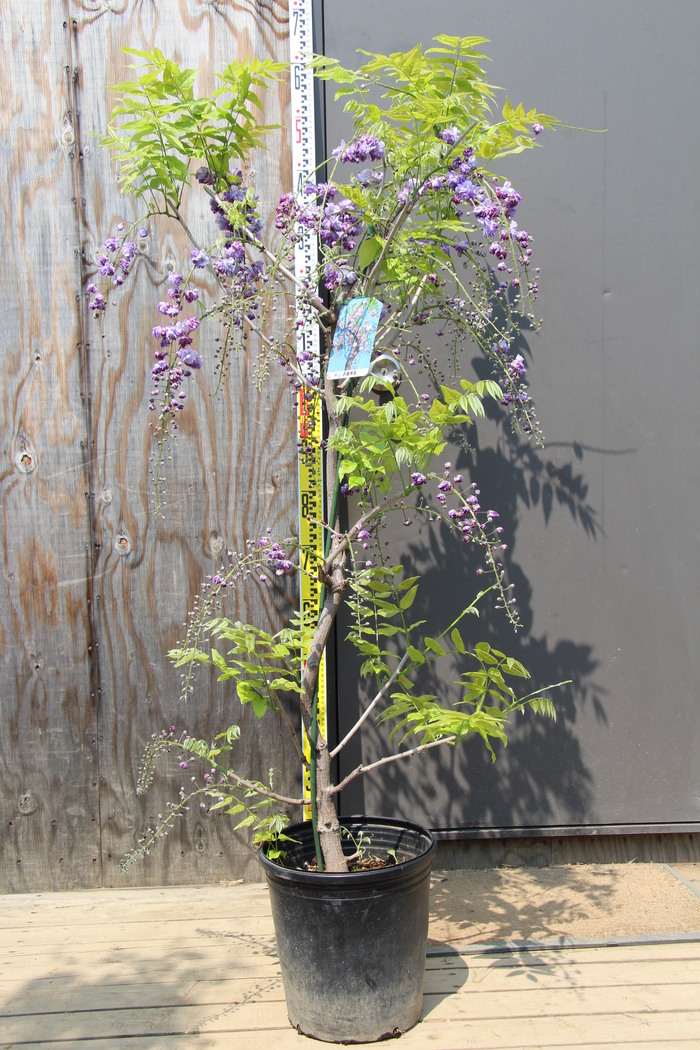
258, 814, 436, 886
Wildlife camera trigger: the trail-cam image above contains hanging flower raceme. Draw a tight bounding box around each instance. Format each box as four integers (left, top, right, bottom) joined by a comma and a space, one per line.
148, 272, 202, 421
87, 224, 144, 314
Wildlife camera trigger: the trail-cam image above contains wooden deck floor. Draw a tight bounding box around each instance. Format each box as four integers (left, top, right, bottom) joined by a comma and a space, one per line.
2, 875, 700, 1049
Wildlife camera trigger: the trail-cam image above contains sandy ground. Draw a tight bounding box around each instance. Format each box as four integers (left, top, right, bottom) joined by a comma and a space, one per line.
428, 861, 700, 946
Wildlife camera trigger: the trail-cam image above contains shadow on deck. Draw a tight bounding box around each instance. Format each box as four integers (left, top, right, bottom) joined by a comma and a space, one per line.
1, 864, 700, 1048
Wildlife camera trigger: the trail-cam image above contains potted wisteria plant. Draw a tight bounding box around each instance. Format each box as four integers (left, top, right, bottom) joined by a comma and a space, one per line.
93, 37, 564, 1043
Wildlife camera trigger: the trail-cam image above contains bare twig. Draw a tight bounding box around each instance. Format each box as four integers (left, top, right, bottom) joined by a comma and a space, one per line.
320, 489, 412, 577
227, 770, 304, 807
329, 734, 459, 794
364, 199, 413, 297
329, 652, 410, 759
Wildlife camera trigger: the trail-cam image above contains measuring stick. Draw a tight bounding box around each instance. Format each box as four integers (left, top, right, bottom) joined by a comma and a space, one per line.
289, 0, 326, 818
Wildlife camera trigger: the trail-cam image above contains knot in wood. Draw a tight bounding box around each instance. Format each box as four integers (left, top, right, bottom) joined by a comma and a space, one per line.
60, 115, 75, 149
14, 436, 37, 474
16, 791, 38, 816
115, 532, 132, 557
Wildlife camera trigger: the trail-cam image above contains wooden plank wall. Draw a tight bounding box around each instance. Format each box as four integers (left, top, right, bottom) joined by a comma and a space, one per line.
0, 0, 298, 892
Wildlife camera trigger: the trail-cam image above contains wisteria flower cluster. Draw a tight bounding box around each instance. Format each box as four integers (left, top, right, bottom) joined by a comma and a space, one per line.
149, 272, 202, 417
87, 223, 145, 315
98, 37, 564, 875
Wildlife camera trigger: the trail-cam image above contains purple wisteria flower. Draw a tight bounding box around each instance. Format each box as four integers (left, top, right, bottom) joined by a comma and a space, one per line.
323, 263, 357, 292
255, 540, 295, 577
87, 228, 143, 314
208, 169, 264, 239
195, 165, 218, 186
190, 249, 209, 269
356, 169, 384, 187
212, 240, 246, 276
147, 272, 206, 418
276, 187, 361, 256
397, 178, 420, 203
303, 181, 338, 200
422, 174, 447, 194
332, 135, 385, 163
438, 125, 461, 146
494, 180, 522, 217
509, 354, 527, 377
319, 200, 362, 251
177, 346, 202, 368
275, 192, 297, 232
97, 255, 115, 277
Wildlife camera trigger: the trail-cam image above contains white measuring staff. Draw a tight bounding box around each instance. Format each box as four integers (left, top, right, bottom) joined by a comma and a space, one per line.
289, 0, 326, 815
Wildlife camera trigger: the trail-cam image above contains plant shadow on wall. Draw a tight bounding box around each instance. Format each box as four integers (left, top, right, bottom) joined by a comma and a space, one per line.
337, 328, 608, 829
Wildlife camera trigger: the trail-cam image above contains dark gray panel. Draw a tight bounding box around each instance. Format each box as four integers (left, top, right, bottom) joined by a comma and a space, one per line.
324, 0, 700, 831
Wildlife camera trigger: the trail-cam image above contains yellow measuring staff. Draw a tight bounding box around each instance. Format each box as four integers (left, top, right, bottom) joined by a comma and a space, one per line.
297, 386, 326, 818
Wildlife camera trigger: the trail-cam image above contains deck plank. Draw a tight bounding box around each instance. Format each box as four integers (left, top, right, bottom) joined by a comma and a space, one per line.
1, 885, 700, 1048
4, 1006, 700, 1049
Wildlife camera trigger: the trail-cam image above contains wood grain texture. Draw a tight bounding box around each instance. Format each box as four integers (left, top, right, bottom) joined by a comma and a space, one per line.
0, 0, 299, 891
2, 884, 699, 1048
0, 1, 101, 892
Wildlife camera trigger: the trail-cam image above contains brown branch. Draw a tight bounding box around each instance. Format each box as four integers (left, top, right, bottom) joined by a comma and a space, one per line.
298, 535, 350, 872
364, 199, 413, 297
320, 489, 412, 577
329, 652, 410, 759
226, 770, 304, 807
329, 734, 459, 794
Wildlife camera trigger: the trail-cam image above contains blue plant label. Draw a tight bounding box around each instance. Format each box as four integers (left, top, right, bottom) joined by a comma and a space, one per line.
327, 297, 383, 379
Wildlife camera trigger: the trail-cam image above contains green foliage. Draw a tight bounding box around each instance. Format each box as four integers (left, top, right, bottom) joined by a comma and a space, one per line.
330, 393, 445, 493
341, 568, 561, 766
183, 734, 295, 852
101, 48, 285, 209
300, 38, 561, 460
96, 36, 571, 874
120, 726, 294, 873
170, 619, 302, 720
329, 380, 501, 506
345, 565, 424, 680
380, 638, 558, 761
312, 35, 557, 159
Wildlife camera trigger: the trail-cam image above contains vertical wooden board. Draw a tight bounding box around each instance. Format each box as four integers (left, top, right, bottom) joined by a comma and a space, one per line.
0, 3, 100, 890
71, 0, 301, 886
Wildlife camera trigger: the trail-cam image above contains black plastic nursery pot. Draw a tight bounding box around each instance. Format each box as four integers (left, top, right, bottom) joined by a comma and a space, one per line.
258, 816, 436, 1044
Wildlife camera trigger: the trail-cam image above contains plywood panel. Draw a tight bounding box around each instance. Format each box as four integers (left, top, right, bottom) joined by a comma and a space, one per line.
0, 1, 100, 891
72, 0, 300, 887
0, 0, 300, 891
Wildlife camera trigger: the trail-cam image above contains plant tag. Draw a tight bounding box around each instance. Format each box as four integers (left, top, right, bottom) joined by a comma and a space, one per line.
327, 297, 383, 379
